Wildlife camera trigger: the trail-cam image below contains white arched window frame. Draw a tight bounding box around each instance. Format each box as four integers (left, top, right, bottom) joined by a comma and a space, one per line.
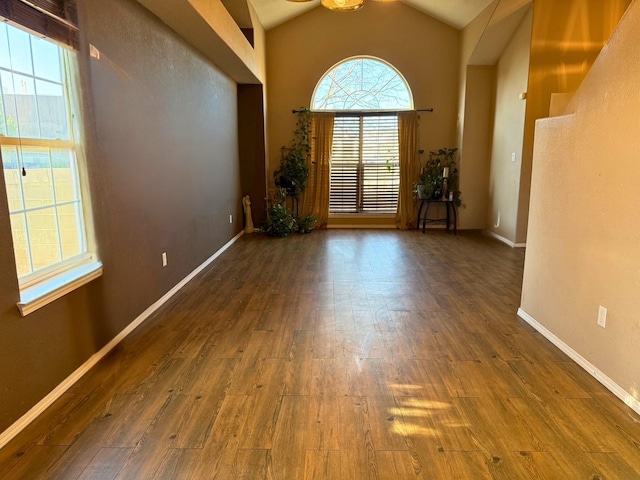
311, 57, 414, 214
312, 56, 414, 112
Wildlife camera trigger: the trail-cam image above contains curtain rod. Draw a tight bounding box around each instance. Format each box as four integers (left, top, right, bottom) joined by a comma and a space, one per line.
292, 108, 433, 116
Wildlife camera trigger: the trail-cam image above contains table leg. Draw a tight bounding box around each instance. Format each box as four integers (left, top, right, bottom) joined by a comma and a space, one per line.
422, 202, 431, 234
417, 200, 425, 231
446, 202, 451, 232
452, 203, 458, 235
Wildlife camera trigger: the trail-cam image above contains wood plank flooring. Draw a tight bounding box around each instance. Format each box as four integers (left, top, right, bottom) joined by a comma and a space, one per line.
1, 230, 640, 479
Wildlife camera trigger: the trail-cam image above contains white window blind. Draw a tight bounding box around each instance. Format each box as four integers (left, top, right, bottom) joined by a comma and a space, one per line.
329, 115, 400, 214
0, 0, 79, 50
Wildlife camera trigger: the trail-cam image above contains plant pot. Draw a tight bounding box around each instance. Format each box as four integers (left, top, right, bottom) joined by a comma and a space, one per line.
277, 176, 297, 197
417, 184, 434, 199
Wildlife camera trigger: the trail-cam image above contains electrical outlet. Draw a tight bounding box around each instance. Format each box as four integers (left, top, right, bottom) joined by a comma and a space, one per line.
162, 252, 167, 267
511, 152, 517, 162
229, 214, 233, 224
597, 305, 607, 328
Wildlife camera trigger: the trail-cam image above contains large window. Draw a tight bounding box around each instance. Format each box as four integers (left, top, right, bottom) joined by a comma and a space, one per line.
1, 22, 97, 313
330, 115, 399, 213
312, 57, 412, 214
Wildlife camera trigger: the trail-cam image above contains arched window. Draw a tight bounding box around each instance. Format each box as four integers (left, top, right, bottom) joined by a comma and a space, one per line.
312, 57, 413, 111
312, 57, 413, 214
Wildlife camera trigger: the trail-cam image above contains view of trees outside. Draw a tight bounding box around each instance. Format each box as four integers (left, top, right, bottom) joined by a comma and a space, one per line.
312, 57, 412, 111
0, 23, 84, 278
312, 57, 411, 213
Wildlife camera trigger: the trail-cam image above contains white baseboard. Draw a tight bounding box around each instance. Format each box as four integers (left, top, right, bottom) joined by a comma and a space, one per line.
484, 230, 526, 248
0, 231, 244, 450
517, 308, 640, 416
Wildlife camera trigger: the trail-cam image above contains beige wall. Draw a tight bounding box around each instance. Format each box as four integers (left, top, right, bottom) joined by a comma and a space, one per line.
457, 0, 497, 144
517, 0, 631, 243
456, 2, 497, 230
248, 1, 267, 84
266, 2, 460, 189
521, 0, 640, 405
136, 0, 265, 83
457, 0, 537, 231
459, 65, 495, 229
486, 9, 532, 243
457, 0, 497, 120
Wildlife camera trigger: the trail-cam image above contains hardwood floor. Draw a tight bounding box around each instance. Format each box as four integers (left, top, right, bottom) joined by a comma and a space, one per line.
1, 230, 640, 479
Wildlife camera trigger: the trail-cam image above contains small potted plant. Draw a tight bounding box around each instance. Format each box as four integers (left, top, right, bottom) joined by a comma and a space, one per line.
414, 147, 462, 206
264, 188, 297, 237
297, 214, 317, 234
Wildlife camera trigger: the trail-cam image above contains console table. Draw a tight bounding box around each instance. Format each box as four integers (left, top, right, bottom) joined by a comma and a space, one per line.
417, 198, 458, 235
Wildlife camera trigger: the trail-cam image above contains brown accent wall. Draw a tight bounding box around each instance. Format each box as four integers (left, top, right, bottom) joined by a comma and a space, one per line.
238, 85, 268, 226
0, 0, 243, 431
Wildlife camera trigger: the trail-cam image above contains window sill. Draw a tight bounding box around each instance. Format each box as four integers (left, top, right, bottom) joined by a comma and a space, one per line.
329, 213, 396, 218
17, 261, 103, 316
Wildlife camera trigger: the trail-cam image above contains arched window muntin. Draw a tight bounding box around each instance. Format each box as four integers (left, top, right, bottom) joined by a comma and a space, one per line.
311, 56, 414, 112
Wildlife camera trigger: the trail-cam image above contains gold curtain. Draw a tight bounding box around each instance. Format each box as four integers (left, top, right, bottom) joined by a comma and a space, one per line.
301, 112, 335, 228
395, 111, 421, 229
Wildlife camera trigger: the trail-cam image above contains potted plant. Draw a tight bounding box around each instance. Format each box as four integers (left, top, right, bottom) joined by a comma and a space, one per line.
414, 147, 462, 206
274, 108, 312, 199
265, 188, 297, 237
297, 214, 317, 234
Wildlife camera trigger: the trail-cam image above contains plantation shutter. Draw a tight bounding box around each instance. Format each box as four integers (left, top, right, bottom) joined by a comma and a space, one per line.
361, 116, 399, 213
0, 0, 79, 49
329, 115, 400, 214
329, 116, 360, 213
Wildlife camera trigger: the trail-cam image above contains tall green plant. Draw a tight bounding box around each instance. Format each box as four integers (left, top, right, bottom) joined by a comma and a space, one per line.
274, 108, 312, 199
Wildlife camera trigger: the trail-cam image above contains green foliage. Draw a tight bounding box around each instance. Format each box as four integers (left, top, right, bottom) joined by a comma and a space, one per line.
414, 147, 462, 206
297, 214, 317, 234
265, 203, 297, 237
274, 108, 312, 198
263, 188, 317, 237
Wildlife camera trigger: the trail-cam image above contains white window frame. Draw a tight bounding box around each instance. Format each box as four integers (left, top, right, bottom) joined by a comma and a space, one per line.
0, 24, 101, 316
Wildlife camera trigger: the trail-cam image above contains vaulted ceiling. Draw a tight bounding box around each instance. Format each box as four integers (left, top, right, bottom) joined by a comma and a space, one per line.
248, 0, 496, 30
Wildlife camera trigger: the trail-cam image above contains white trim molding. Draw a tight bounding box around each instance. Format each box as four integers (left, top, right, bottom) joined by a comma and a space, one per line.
484, 230, 526, 248
518, 308, 640, 416
0, 231, 244, 450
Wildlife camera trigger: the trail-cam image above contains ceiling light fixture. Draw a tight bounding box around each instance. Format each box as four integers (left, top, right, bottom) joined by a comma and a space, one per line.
287, 0, 394, 12
321, 0, 364, 11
